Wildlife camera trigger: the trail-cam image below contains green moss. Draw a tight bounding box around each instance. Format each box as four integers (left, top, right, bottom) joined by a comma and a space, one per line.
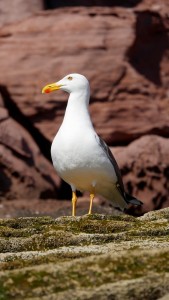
0, 251, 95, 271
0, 212, 168, 253
0, 216, 54, 228
139, 207, 169, 221
0, 208, 169, 299
0, 249, 168, 299
0, 284, 8, 300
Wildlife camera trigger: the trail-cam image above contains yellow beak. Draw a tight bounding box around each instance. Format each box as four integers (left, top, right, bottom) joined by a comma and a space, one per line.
42, 83, 62, 94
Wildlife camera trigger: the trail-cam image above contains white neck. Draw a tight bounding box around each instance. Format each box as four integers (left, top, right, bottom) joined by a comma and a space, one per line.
61, 89, 93, 130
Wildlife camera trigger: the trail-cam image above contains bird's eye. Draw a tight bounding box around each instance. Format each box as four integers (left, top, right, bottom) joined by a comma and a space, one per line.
67, 76, 73, 80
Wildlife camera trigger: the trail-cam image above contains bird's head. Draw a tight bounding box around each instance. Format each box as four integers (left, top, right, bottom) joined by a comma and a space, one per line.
42, 73, 89, 94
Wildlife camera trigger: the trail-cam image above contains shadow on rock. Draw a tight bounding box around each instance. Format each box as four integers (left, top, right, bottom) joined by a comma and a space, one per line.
127, 11, 169, 86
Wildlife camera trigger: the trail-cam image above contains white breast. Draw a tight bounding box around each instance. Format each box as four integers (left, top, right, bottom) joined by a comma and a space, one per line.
51, 126, 117, 192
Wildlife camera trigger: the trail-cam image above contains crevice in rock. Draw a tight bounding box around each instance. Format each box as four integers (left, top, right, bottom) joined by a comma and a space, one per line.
0, 85, 72, 200
43, 0, 143, 9
126, 10, 169, 86
0, 85, 51, 162
108, 127, 169, 148
1, 85, 169, 153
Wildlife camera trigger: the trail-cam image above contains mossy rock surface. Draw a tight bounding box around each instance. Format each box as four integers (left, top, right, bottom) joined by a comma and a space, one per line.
0, 208, 169, 300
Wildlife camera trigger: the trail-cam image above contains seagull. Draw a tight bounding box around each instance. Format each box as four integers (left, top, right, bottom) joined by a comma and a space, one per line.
42, 74, 142, 216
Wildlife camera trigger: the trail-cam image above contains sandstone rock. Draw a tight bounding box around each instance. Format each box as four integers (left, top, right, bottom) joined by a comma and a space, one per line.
0, 0, 43, 27
0, 207, 168, 299
0, 6, 168, 145
0, 4, 168, 211
0, 197, 120, 219
137, 0, 169, 16
0, 108, 60, 200
112, 135, 169, 214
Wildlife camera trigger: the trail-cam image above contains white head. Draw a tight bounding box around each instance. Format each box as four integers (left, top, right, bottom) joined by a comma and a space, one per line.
42, 73, 89, 95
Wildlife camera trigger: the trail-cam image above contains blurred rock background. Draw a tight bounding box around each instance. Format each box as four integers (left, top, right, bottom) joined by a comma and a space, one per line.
0, 0, 169, 217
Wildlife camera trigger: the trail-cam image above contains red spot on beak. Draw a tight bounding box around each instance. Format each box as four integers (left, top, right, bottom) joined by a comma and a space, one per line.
45, 88, 51, 93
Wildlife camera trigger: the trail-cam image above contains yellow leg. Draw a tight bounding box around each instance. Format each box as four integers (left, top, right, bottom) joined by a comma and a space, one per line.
88, 192, 95, 215
72, 191, 77, 217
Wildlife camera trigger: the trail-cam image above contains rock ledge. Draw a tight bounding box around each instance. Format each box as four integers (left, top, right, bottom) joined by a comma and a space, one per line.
0, 207, 169, 299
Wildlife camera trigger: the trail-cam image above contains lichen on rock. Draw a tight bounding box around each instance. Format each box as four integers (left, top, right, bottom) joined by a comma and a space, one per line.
0, 207, 169, 299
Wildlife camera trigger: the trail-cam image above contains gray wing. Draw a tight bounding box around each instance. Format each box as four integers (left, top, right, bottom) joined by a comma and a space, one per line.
95, 135, 143, 208
95, 134, 126, 201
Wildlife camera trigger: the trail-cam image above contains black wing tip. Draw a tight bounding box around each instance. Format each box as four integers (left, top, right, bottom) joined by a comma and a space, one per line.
125, 193, 143, 206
